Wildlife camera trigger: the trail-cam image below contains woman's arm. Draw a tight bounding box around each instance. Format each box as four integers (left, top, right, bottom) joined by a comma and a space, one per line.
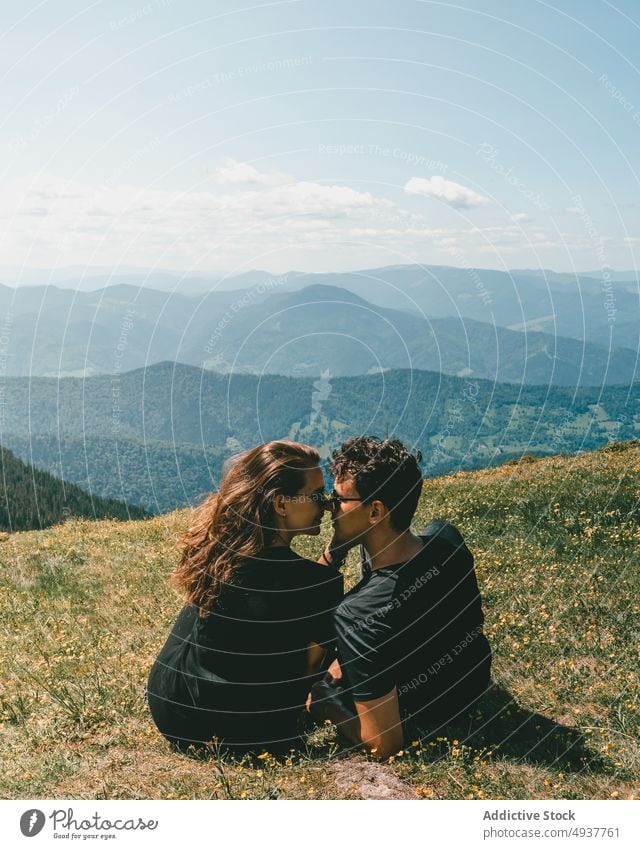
305, 641, 328, 677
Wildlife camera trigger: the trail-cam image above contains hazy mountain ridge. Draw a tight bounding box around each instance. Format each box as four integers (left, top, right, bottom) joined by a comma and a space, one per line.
0, 269, 638, 384
198, 285, 639, 385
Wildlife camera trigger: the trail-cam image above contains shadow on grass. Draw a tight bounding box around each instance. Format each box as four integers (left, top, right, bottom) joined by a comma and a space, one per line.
166, 683, 606, 779
405, 683, 607, 774
158, 672, 611, 780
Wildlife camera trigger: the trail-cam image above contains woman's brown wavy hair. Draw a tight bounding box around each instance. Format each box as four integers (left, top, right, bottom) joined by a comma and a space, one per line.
170, 440, 320, 617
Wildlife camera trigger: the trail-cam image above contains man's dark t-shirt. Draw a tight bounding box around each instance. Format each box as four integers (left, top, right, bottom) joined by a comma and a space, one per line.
333, 531, 491, 724
146, 547, 343, 750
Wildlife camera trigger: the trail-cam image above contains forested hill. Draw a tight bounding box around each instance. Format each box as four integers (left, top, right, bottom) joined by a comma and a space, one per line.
0, 362, 638, 513
1, 361, 638, 447
0, 445, 148, 531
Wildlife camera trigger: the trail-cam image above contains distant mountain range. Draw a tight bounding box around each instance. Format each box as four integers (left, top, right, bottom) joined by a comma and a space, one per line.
0, 444, 147, 531
0, 267, 229, 293
198, 283, 639, 385
213, 265, 640, 352
0, 362, 637, 512
0, 264, 638, 385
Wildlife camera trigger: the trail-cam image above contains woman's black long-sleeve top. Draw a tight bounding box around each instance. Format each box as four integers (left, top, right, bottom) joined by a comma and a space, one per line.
146, 546, 343, 751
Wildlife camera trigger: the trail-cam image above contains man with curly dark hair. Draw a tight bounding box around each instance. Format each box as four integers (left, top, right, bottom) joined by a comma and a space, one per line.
309, 436, 492, 759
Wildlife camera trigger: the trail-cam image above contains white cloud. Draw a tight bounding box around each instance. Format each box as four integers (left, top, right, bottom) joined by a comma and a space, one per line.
1, 172, 628, 272
0, 173, 404, 269
404, 176, 487, 209
215, 158, 291, 186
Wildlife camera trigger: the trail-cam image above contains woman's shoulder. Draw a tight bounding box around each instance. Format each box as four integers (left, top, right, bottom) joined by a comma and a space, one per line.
280, 546, 344, 582
224, 548, 340, 601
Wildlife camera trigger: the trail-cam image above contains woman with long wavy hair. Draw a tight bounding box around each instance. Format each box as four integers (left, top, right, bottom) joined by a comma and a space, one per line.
145, 440, 343, 753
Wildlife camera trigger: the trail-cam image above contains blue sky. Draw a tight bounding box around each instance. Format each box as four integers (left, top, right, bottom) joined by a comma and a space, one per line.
2, 0, 639, 275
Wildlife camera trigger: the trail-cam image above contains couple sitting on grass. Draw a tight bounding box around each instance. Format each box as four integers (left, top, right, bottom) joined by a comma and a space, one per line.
146, 436, 492, 760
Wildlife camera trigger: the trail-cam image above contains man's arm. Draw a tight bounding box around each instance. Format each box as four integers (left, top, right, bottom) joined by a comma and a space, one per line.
309, 681, 404, 760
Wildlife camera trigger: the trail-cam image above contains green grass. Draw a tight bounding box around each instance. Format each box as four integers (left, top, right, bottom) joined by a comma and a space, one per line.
0, 442, 638, 799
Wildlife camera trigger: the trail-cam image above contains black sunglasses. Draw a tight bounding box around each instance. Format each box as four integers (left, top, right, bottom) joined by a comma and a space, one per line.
287, 490, 366, 510
325, 490, 366, 511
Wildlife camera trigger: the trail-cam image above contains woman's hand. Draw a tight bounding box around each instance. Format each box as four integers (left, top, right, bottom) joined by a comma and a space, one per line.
320, 533, 356, 567
318, 537, 351, 568
326, 657, 342, 683
307, 679, 340, 720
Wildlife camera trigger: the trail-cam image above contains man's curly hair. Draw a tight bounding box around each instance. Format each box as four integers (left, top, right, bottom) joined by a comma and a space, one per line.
330, 436, 423, 532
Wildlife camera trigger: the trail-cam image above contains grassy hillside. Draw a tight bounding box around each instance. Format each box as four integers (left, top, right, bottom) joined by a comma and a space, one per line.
0, 442, 638, 799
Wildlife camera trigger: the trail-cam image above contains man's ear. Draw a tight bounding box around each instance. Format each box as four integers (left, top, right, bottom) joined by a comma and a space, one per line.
273, 493, 287, 518
368, 499, 388, 525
